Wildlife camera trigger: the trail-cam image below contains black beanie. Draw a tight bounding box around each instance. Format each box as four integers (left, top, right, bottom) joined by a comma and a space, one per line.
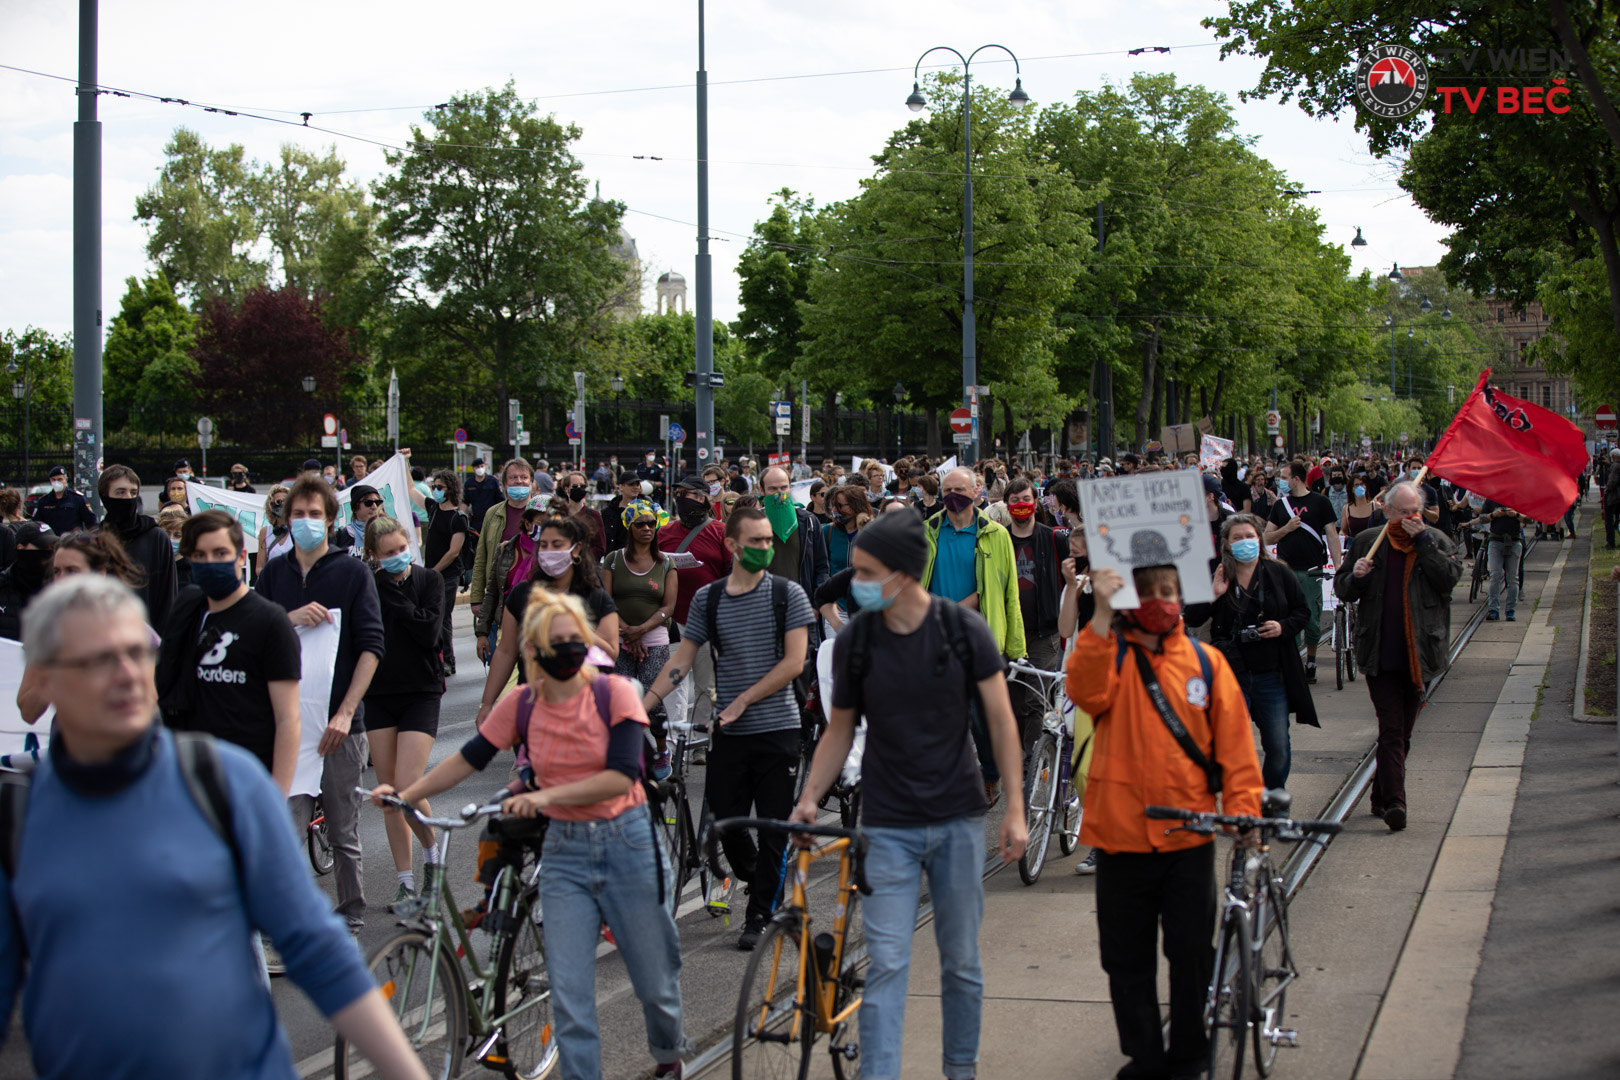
853, 507, 927, 580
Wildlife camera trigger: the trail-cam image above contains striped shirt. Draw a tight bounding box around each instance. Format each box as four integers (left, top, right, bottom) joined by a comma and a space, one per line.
683, 572, 815, 735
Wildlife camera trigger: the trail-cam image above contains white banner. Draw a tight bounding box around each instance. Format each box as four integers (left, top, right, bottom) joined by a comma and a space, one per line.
935, 456, 958, 477
1076, 471, 1216, 608
1199, 434, 1234, 470
291, 611, 341, 798
0, 640, 47, 761
186, 484, 268, 554
791, 479, 815, 508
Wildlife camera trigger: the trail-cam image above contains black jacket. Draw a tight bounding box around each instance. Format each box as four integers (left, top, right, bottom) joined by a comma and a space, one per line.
464, 475, 503, 528
31, 490, 95, 536
0, 562, 47, 641
1007, 521, 1068, 636
256, 547, 386, 722
1334, 526, 1463, 683
1201, 559, 1319, 727
113, 516, 179, 634
369, 565, 445, 696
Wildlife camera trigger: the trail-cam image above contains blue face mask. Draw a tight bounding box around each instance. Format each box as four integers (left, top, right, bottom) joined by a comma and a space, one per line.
290, 517, 327, 551
849, 571, 898, 612
430, 488, 446, 503
380, 552, 412, 575
190, 558, 243, 600
1354, 485, 1366, 498
507, 485, 531, 503
169, 536, 181, 556
1275, 478, 1289, 494
1230, 537, 1261, 563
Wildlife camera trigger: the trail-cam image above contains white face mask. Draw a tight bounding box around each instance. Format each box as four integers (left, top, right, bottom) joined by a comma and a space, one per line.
51, 479, 65, 493
475, 467, 487, 478
646, 454, 656, 464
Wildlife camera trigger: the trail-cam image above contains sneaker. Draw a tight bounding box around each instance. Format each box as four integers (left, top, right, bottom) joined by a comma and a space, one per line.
1505, 612, 1516, 622
654, 1062, 684, 1078
1486, 611, 1500, 622
1073, 849, 1100, 876
392, 882, 414, 907
705, 875, 733, 918
1384, 807, 1407, 832
692, 748, 707, 766
652, 751, 673, 781
738, 922, 766, 952
1305, 660, 1317, 684
602, 924, 617, 946
262, 940, 287, 976
420, 861, 444, 898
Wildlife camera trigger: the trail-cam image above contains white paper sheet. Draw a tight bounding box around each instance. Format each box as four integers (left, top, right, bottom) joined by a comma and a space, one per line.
291, 611, 341, 798
0, 640, 48, 761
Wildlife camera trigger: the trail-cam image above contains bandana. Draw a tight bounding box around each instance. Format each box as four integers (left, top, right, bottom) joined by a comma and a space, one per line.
763, 492, 800, 542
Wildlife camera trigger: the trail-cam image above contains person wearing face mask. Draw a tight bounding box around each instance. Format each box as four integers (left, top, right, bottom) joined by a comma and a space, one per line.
153, 507, 191, 589
159, 477, 190, 514
159, 510, 301, 797
560, 469, 607, 561
227, 464, 255, 494
1326, 467, 1350, 519
478, 514, 620, 730
1066, 562, 1263, 1080
463, 457, 502, 531
1003, 477, 1068, 756
97, 466, 178, 633
359, 516, 446, 908
0, 523, 57, 640
1263, 458, 1343, 683
758, 466, 829, 604
256, 485, 294, 575
651, 476, 734, 731
374, 589, 688, 1080
468, 457, 536, 624
640, 507, 816, 951
1198, 514, 1316, 791
1335, 482, 1462, 831
822, 484, 874, 575
256, 476, 386, 932
807, 479, 830, 525
30, 466, 94, 537
636, 449, 666, 503
1403, 456, 1446, 531
1342, 476, 1380, 540
475, 505, 546, 666
170, 458, 194, 485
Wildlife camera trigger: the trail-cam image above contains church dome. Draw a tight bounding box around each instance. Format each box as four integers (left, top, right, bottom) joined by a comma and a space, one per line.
657, 270, 686, 284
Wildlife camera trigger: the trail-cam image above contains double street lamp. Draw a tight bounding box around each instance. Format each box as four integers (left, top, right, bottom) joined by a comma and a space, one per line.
905, 44, 1028, 466
611, 373, 625, 454
7, 357, 28, 489
302, 375, 316, 461
892, 380, 906, 459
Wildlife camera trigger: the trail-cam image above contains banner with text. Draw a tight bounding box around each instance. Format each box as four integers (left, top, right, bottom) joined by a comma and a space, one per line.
1076, 471, 1215, 608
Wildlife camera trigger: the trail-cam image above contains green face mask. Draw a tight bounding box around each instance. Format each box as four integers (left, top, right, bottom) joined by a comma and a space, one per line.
763, 490, 799, 541
738, 543, 774, 573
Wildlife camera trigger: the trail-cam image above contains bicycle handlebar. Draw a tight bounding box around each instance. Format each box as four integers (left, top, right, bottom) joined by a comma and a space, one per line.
706, 817, 872, 896
1007, 661, 1064, 681
358, 788, 506, 830
1144, 804, 1344, 837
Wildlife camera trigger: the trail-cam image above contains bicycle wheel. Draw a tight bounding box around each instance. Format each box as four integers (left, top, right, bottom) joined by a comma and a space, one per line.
654, 781, 695, 902
831, 889, 864, 1080
308, 798, 334, 876
1018, 733, 1059, 885
336, 930, 465, 1080
1056, 779, 1081, 857
1333, 608, 1346, 690
733, 919, 814, 1080
1345, 608, 1357, 682
1251, 877, 1293, 1078
493, 887, 559, 1079
1207, 912, 1250, 1080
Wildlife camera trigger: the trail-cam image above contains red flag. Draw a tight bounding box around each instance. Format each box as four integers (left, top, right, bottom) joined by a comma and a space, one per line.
1425, 369, 1589, 523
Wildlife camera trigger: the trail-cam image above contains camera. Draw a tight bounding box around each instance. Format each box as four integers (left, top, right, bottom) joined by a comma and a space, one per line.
1238, 626, 1263, 644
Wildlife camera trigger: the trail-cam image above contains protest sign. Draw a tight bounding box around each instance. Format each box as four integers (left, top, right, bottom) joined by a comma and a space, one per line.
1076, 471, 1215, 608
0, 640, 46, 760
935, 456, 958, 477
186, 483, 267, 553
291, 611, 340, 798
1199, 433, 1234, 470
1160, 416, 1215, 456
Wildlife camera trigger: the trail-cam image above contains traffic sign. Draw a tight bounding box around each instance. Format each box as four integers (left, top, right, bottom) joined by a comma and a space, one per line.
1361, 435, 1373, 448
953, 432, 974, 445
197, 433, 213, 450
667, 422, 686, 443
950, 408, 973, 435
454, 428, 468, 445
518, 431, 532, 446
697, 446, 710, 460
565, 420, 580, 440
1273, 435, 1285, 449
339, 428, 348, 447
197, 416, 214, 437
1265, 410, 1281, 435
1596, 404, 1617, 431
321, 435, 338, 448
1399, 432, 1410, 445
323, 413, 338, 437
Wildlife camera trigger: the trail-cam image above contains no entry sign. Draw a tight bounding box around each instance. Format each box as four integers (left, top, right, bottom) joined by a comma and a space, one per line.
1596, 403, 1617, 431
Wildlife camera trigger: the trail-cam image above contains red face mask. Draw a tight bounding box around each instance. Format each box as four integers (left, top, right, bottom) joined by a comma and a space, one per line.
1131, 596, 1181, 634
1008, 501, 1036, 521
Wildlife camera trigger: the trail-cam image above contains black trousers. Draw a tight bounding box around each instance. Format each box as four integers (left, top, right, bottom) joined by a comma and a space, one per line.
1606, 505, 1620, 547
1096, 844, 1217, 1079
440, 574, 459, 672
1366, 672, 1423, 813
705, 727, 799, 928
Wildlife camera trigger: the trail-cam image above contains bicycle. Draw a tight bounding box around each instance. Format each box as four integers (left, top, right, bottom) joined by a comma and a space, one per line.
1331, 603, 1357, 691
1007, 661, 1082, 885
796, 674, 862, 828
336, 790, 557, 1080
1145, 794, 1343, 1080
645, 718, 735, 919
307, 794, 334, 876
711, 817, 871, 1080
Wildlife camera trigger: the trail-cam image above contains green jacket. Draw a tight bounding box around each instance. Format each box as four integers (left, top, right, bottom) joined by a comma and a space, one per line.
921, 508, 1027, 660
470, 499, 515, 606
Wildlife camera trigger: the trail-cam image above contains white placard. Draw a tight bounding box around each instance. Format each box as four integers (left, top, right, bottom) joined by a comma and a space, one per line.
1199, 434, 1234, 470
1076, 472, 1216, 608
935, 456, 958, 477
291, 611, 341, 798
0, 640, 48, 760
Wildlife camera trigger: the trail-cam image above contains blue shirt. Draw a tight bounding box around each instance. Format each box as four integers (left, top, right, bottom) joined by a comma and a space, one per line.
930, 516, 979, 602
0, 729, 375, 1078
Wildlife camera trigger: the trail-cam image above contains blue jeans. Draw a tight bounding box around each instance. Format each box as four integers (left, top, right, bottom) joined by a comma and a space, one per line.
539, 808, 686, 1079
860, 816, 986, 1080
1487, 537, 1521, 615
1236, 669, 1290, 791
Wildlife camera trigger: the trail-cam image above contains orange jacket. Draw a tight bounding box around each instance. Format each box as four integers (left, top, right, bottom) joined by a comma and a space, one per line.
1065, 622, 1263, 853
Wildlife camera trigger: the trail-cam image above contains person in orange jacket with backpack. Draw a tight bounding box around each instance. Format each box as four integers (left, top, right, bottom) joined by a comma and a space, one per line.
1066, 562, 1264, 1080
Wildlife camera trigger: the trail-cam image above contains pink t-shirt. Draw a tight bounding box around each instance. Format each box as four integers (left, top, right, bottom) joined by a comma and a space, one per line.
477, 673, 649, 822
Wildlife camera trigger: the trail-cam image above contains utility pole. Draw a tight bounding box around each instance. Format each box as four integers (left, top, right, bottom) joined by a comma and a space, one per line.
1094, 201, 1113, 459
693, 0, 716, 473
72, 0, 103, 512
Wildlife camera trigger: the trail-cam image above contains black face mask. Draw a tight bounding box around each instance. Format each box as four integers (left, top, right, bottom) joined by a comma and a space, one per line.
533, 641, 590, 681
568, 485, 588, 503
102, 496, 140, 529
676, 498, 709, 528
12, 549, 49, 593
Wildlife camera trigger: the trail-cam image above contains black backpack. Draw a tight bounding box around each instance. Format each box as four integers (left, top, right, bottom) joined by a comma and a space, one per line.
703, 572, 794, 663
843, 598, 985, 721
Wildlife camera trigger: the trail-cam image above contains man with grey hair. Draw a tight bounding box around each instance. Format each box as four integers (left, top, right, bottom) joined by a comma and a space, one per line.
1334, 480, 1462, 831
0, 576, 428, 1079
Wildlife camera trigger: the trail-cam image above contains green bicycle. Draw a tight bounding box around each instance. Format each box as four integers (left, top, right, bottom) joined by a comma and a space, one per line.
336, 790, 558, 1080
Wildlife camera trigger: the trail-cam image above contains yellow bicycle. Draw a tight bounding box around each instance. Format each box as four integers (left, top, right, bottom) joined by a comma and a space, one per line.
709, 817, 872, 1080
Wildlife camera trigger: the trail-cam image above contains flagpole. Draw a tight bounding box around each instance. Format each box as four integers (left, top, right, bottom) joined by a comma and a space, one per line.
1362, 464, 1429, 562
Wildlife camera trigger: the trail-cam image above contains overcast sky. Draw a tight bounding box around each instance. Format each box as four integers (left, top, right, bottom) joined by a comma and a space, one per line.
1, 0, 1447, 341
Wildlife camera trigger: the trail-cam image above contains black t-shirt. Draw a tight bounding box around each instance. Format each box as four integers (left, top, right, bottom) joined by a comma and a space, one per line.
831, 599, 1003, 828
1013, 534, 1038, 631
1481, 500, 1522, 539
183, 591, 302, 771
423, 500, 468, 569
504, 579, 617, 686
1268, 491, 1336, 571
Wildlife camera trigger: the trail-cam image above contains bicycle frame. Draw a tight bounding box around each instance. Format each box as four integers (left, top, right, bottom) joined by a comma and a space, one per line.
753, 837, 863, 1042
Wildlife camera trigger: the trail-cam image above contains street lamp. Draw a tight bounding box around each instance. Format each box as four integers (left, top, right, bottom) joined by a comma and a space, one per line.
1419, 294, 1432, 314
611, 372, 625, 453
7, 358, 26, 490
905, 43, 1028, 465
1351, 227, 1368, 248
892, 380, 906, 459
302, 375, 315, 461
1388, 263, 1403, 284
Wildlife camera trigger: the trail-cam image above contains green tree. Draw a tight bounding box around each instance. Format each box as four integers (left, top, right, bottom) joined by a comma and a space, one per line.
733, 188, 822, 380
134, 129, 263, 303
373, 84, 629, 441
103, 273, 199, 435
0, 328, 75, 465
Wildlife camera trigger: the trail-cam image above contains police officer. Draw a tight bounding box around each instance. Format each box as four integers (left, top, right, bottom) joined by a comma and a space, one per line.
31, 466, 95, 536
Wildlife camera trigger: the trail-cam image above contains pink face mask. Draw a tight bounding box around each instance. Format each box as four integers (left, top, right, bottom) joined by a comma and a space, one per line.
535, 548, 575, 578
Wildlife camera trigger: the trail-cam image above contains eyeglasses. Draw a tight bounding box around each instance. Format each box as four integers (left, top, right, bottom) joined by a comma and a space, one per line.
360, 499, 384, 508
46, 643, 157, 676
631, 520, 657, 529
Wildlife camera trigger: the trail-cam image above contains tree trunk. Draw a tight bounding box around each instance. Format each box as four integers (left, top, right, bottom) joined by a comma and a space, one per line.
1002, 399, 1016, 461
822, 389, 836, 463
1182, 382, 1195, 427
1209, 369, 1226, 422
1548, 0, 1620, 155
1148, 363, 1164, 443
926, 404, 942, 459
1134, 322, 1159, 450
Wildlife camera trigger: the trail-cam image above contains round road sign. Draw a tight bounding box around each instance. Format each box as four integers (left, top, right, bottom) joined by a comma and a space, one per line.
322, 413, 338, 436
565, 420, 580, 440
697, 446, 710, 460
454, 428, 468, 445
950, 407, 972, 435
1596, 403, 1617, 431
197, 416, 214, 436
1399, 432, 1410, 445
667, 422, 686, 443
1273, 435, 1286, 449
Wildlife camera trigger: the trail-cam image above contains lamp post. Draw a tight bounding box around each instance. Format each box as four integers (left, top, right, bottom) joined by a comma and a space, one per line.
892, 380, 906, 460
7, 358, 27, 490
905, 44, 1029, 466
611, 373, 625, 456
301, 375, 315, 461
1386, 264, 1404, 397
